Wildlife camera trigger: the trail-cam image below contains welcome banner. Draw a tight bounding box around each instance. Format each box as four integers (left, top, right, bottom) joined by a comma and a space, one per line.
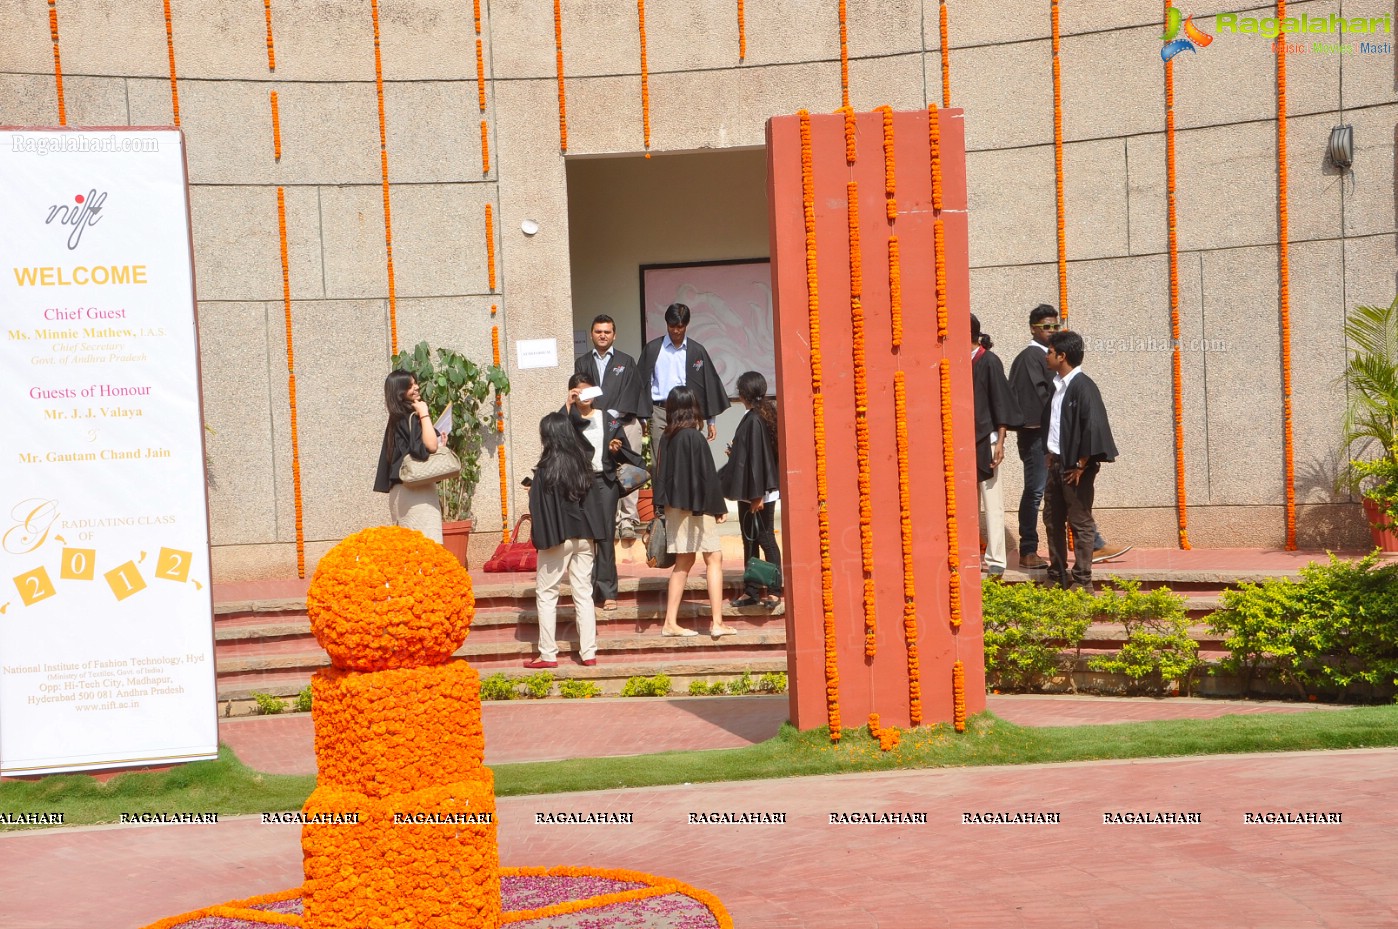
0, 128, 217, 775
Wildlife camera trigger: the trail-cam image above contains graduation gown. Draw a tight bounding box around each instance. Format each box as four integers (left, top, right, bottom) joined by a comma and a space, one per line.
653, 427, 727, 517
1008, 342, 1054, 430
527, 477, 593, 551
573, 349, 643, 417
636, 336, 729, 420
719, 410, 779, 502
566, 406, 645, 540
1040, 370, 1118, 468
972, 348, 1022, 482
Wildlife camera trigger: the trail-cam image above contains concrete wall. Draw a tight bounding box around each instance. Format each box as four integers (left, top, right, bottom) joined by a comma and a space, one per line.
2, 0, 1391, 577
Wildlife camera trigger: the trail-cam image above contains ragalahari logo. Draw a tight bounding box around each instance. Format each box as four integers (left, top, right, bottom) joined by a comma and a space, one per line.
1162, 7, 1213, 61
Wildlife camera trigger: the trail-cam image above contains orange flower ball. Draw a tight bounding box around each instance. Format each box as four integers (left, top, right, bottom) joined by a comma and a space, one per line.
307, 525, 475, 671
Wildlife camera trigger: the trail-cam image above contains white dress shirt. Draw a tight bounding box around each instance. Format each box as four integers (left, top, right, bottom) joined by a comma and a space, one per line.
590, 348, 614, 387
1046, 366, 1082, 456
652, 337, 689, 401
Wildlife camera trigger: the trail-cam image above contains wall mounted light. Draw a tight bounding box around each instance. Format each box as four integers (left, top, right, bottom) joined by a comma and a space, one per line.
520, 219, 540, 236
1327, 125, 1354, 170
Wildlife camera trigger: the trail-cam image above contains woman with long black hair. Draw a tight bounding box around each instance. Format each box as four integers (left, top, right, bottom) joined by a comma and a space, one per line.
373, 369, 444, 542
721, 371, 783, 608
524, 412, 599, 668
653, 385, 736, 638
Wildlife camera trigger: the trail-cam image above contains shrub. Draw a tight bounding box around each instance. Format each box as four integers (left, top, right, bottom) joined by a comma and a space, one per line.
980, 580, 1093, 691
479, 673, 518, 701
559, 679, 601, 699
293, 685, 313, 713
520, 671, 555, 699
1086, 580, 1199, 695
251, 692, 285, 715
757, 672, 788, 694
620, 674, 671, 697
726, 671, 755, 695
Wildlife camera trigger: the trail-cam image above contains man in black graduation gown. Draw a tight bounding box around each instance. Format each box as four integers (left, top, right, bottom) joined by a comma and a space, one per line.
1041, 329, 1118, 591
574, 314, 645, 539
637, 303, 729, 470
971, 315, 1021, 576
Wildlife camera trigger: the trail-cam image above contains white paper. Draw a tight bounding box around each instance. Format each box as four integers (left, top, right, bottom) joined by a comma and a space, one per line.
516, 338, 559, 370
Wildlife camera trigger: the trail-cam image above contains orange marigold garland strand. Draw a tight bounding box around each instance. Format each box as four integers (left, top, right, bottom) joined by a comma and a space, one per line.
878, 105, 896, 221
638, 0, 651, 157
939, 359, 962, 628
485, 203, 497, 292
370, 0, 400, 354
473, 0, 482, 34
847, 181, 877, 659
894, 372, 922, 723
842, 106, 857, 165
269, 91, 282, 161
1163, 6, 1191, 549
162, 0, 181, 126
799, 111, 841, 742
276, 187, 306, 578
952, 659, 966, 732
838, 0, 850, 110
480, 119, 491, 174
737, 0, 746, 60
889, 235, 903, 348
47, 0, 66, 125
929, 104, 947, 341
1051, 0, 1068, 322
554, 0, 568, 152
476, 38, 488, 113
1275, 0, 1296, 550
492, 307, 509, 543
262, 0, 276, 71
938, 1, 951, 107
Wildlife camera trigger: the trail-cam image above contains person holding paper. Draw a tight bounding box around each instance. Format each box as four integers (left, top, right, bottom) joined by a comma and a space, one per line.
373, 369, 445, 543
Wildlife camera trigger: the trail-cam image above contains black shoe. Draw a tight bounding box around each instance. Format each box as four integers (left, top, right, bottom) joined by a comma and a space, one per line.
729, 594, 760, 608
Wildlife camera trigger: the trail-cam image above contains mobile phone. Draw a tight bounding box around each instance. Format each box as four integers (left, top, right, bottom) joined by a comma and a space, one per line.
578, 385, 604, 402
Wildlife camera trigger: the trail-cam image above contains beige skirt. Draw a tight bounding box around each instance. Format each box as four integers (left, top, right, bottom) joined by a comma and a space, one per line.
665, 506, 720, 554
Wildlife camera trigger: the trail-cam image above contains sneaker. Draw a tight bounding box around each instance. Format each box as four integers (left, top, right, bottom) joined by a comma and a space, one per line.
1092, 543, 1133, 564
1018, 553, 1049, 569
618, 523, 638, 541
523, 658, 558, 669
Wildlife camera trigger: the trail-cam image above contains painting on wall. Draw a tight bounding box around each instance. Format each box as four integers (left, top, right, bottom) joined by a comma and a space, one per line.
640, 259, 774, 398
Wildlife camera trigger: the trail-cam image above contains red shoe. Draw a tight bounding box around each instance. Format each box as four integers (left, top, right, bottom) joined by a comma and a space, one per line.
579, 658, 598, 667
523, 658, 558, 669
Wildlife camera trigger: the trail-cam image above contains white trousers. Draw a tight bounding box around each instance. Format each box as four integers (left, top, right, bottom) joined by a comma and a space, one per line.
389, 482, 443, 543
978, 463, 1006, 572
534, 538, 597, 661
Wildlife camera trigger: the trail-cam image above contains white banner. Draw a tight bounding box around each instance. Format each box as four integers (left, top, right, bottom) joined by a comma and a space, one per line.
0, 129, 217, 775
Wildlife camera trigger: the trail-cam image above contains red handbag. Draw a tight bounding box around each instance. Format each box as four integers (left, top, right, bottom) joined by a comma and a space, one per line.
484, 515, 538, 572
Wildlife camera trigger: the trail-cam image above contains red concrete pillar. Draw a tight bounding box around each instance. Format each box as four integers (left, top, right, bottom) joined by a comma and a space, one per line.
766, 108, 985, 732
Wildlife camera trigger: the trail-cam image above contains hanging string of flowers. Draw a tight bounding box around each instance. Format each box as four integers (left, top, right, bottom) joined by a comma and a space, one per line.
47, 0, 66, 125
938, 1, 951, 107
952, 659, 966, 732
485, 203, 497, 292
838, 0, 850, 110
847, 181, 877, 659
889, 235, 903, 348
842, 106, 856, 165
737, 0, 746, 60
263, 0, 276, 71
638, 0, 651, 156
1163, 22, 1191, 550
473, 0, 482, 34
1276, 0, 1296, 550
480, 120, 490, 174
270, 91, 282, 161
894, 372, 922, 724
939, 358, 962, 628
799, 111, 841, 743
554, 0, 568, 152
929, 104, 948, 341
1051, 0, 1068, 322
370, 0, 400, 354
162, 0, 181, 126
492, 308, 509, 543
929, 103, 944, 213
878, 105, 896, 220
476, 38, 487, 112
276, 187, 307, 578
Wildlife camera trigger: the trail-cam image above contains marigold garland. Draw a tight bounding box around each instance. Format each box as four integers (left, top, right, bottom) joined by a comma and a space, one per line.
139, 889, 304, 929
162, 0, 181, 126
47, 0, 65, 125
554, 0, 568, 152
939, 359, 962, 628
1275, 0, 1296, 550
473, 0, 482, 34
475, 38, 487, 113
480, 119, 490, 174
1050, 0, 1068, 322
638, 0, 652, 157
878, 105, 896, 221
838, 0, 850, 110
1163, 12, 1192, 550
894, 372, 922, 724
847, 181, 877, 659
485, 203, 497, 292
370, 0, 399, 354
928, 102, 944, 213
888, 235, 903, 348
737, 0, 746, 60
492, 316, 509, 543
799, 111, 841, 743
938, 1, 951, 107
498, 867, 734, 928
262, 0, 276, 71
952, 659, 966, 732
276, 187, 306, 578
842, 105, 857, 165
269, 91, 282, 161
929, 104, 948, 341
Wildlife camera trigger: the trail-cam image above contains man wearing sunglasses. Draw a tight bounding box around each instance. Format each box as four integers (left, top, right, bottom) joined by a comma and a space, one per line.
1008, 305, 1130, 569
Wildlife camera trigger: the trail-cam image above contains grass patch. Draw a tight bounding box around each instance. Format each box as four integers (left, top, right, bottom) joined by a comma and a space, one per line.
4, 706, 1397, 829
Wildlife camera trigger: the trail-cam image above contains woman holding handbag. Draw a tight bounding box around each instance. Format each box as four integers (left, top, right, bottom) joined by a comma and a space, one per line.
524, 412, 599, 668
373, 369, 446, 543
653, 385, 737, 639
720, 371, 783, 609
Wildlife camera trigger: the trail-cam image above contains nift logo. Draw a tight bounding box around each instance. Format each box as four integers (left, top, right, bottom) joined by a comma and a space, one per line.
45, 189, 107, 250
1162, 7, 1213, 61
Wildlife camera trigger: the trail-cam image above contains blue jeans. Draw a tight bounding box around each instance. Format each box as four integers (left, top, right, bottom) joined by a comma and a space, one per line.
1018, 429, 1104, 554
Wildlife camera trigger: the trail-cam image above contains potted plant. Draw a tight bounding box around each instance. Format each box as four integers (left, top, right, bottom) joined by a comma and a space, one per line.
392, 340, 510, 565
1337, 296, 1398, 551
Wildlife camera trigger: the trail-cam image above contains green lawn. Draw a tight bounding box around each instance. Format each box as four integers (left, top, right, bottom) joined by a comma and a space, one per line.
4, 706, 1397, 830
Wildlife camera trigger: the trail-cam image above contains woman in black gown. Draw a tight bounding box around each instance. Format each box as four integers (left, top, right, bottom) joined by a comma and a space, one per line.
721, 371, 783, 608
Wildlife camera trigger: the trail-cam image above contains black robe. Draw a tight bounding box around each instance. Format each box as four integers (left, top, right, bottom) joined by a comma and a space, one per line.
566, 406, 645, 540
527, 477, 593, 551
573, 349, 643, 417
636, 336, 730, 421
1007, 342, 1054, 431
972, 348, 1022, 482
1040, 369, 1118, 467
719, 410, 779, 502
653, 427, 727, 517
373, 414, 430, 493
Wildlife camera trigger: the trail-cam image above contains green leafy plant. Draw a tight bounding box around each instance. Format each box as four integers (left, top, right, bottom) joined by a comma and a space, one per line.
1336, 296, 1398, 531
620, 674, 671, 697
391, 340, 511, 521
757, 672, 788, 694
293, 686, 312, 714
726, 671, 755, 695
251, 692, 285, 715
1086, 580, 1199, 695
980, 580, 1094, 692
559, 679, 601, 699
687, 680, 729, 696
479, 673, 519, 701
519, 671, 555, 699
